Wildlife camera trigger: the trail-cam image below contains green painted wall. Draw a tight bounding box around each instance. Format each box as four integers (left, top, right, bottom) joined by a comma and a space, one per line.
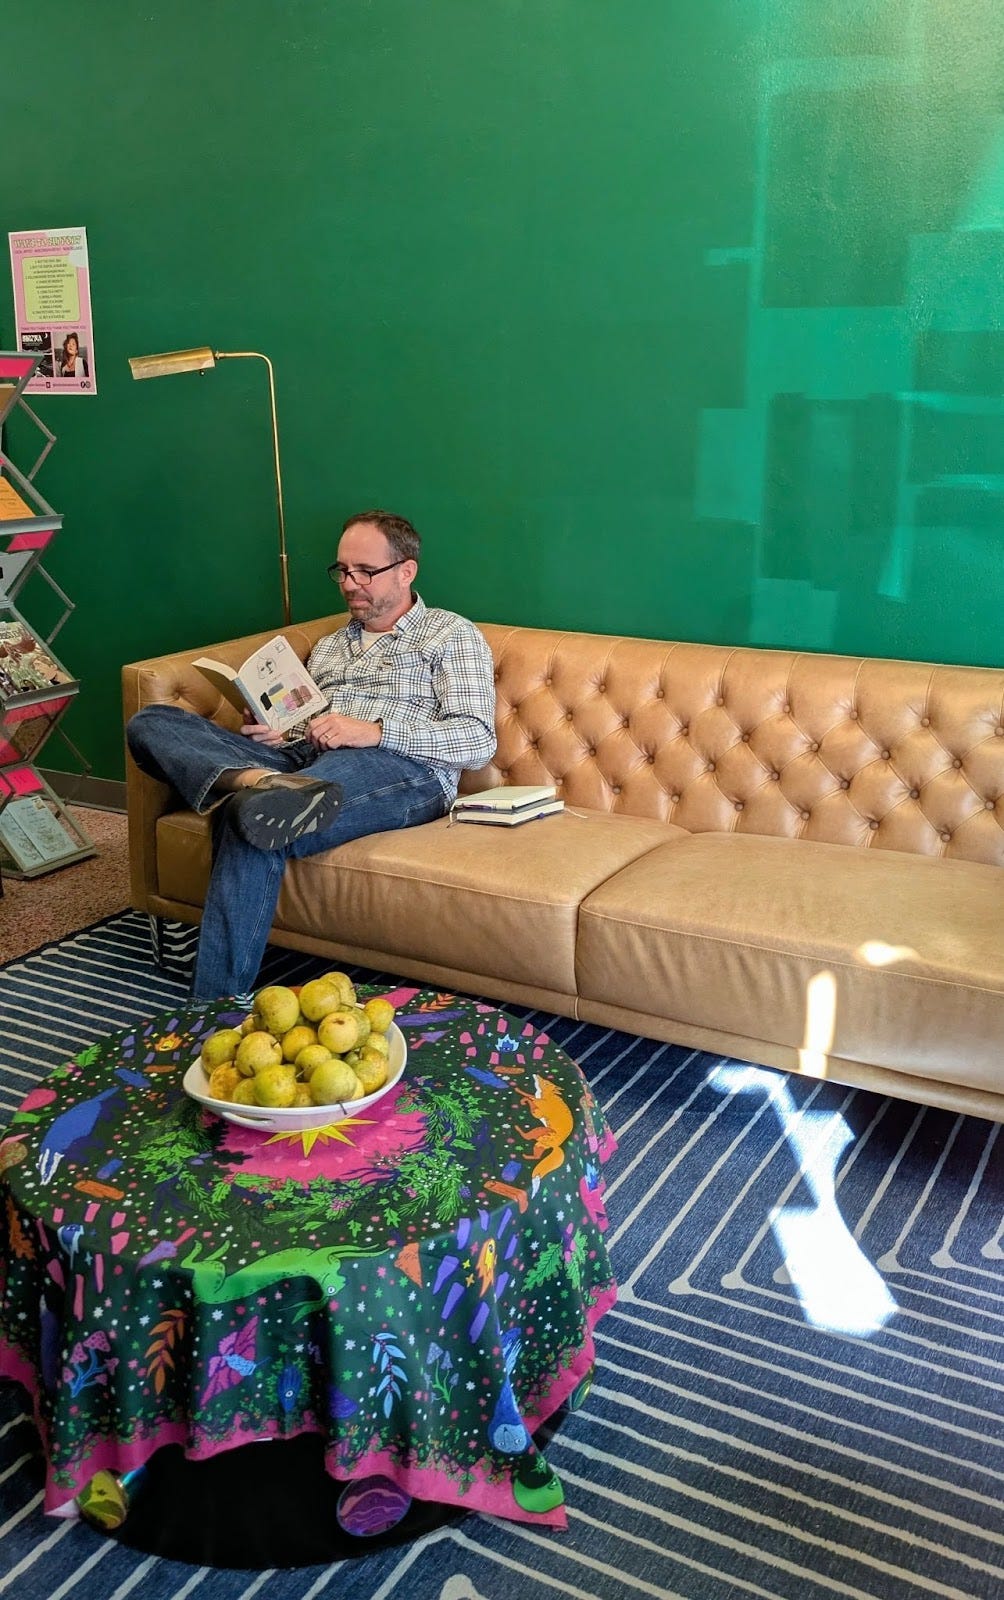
3, 1, 1002, 781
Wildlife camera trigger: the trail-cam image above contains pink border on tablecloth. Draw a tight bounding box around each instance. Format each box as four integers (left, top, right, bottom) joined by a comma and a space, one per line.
2, 1282, 617, 1527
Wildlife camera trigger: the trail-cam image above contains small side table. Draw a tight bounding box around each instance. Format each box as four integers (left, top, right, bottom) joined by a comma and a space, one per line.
0, 984, 617, 1553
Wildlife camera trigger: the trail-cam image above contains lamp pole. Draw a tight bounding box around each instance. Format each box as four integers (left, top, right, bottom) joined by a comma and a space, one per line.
215, 352, 291, 626
127, 345, 292, 626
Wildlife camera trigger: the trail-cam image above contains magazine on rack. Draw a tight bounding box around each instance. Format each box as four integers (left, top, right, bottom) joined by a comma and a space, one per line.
0, 610, 76, 706
192, 635, 328, 734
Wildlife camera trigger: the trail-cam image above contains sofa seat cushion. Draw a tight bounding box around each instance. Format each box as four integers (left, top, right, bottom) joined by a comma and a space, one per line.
154, 806, 680, 998
576, 833, 1004, 1090
278, 808, 680, 995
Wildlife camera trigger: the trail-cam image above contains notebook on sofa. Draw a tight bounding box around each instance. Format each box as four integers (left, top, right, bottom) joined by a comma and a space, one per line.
451, 784, 564, 826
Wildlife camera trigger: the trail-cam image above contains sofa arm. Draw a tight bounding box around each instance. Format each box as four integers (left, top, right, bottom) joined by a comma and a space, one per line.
121, 614, 345, 913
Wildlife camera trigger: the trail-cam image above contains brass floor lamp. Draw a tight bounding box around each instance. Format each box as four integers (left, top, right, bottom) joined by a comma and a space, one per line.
127, 347, 291, 625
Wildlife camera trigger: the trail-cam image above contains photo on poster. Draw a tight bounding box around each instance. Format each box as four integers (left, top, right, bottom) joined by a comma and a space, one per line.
15, 329, 53, 378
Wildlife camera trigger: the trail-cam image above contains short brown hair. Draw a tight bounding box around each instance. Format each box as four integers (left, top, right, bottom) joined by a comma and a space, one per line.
342, 509, 420, 564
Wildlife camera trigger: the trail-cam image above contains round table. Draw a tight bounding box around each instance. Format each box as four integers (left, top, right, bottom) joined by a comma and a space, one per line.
0, 983, 617, 1558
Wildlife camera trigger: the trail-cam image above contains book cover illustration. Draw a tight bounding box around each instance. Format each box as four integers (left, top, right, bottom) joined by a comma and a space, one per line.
0, 794, 78, 868
0, 617, 74, 703
194, 635, 327, 733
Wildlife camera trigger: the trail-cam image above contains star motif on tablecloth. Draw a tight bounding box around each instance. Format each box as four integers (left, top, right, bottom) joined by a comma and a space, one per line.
265, 1116, 375, 1154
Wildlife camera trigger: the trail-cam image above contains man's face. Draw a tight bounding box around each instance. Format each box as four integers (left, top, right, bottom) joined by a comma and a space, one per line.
335, 521, 416, 631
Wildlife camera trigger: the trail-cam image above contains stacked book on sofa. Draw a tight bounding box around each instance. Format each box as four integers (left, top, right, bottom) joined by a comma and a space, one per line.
451, 784, 564, 827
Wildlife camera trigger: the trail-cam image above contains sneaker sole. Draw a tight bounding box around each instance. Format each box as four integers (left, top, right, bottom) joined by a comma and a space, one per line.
231, 783, 342, 851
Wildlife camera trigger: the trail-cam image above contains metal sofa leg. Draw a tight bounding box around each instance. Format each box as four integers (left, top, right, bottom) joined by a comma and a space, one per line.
147, 913, 198, 979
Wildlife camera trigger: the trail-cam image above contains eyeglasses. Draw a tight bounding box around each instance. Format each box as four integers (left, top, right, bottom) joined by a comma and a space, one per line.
327, 559, 406, 587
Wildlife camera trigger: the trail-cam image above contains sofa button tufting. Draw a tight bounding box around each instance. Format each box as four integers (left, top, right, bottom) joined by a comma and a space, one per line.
622, 718, 630, 728
910, 788, 919, 799
707, 762, 715, 773
566, 711, 573, 721
716, 696, 724, 706
882, 751, 891, 760
840, 779, 849, 789
680, 725, 689, 737
783, 704, 791, 715
921, 717, 930, 727
671, 793, 680, 804
741, 732, 750, 743
800, 810, 810, 820
849, 709, 858, 720
952, 758, 962, 769
986, 799, 996, 810
869, 820, 879, 830
657, 688, 665, 699
647, 754, 655, 765
770, 771, 780, 781
598, 683, 607, 694
734, 801, 744, 811
612, 785, 621, 794
941, 831, 951, 842
810, 742, 819, 752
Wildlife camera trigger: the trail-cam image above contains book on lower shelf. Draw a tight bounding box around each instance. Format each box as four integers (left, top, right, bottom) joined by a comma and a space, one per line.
0, 793, 82, 871
452, 784, 564, 826
193, 634, 328, 733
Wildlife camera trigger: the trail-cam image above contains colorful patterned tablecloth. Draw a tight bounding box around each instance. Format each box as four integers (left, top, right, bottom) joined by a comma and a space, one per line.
0, 985, 617, 1531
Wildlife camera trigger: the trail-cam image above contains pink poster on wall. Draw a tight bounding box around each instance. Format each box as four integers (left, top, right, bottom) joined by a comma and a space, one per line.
8, 227, 96, 396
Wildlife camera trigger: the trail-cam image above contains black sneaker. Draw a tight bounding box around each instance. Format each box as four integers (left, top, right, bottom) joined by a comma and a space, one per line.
230, 773, 342, 851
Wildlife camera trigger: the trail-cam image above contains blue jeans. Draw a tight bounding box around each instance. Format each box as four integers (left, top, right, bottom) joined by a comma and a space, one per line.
127, 704, 447, 1000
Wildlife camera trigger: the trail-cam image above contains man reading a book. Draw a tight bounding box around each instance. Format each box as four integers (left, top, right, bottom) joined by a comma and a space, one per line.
127, 510, 496, 1000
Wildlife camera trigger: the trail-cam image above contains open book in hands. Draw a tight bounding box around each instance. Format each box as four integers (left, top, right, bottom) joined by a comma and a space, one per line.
193, 635, 328, 734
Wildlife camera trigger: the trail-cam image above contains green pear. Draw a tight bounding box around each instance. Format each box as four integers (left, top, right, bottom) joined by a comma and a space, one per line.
253, 985, 301, 1037
253, 1063, 298, 1108
295, 1043, 334, 1080
235, 1031, 283, 1077
309, 1058, 363, 1106
317, 1007, 367, 1055
200, 1028, 242, 1071
298, 976, 346, 1023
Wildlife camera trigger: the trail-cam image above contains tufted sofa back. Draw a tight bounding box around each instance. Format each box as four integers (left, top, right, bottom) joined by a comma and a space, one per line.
464, 624, 1004, 869
123, 613, 1004, 872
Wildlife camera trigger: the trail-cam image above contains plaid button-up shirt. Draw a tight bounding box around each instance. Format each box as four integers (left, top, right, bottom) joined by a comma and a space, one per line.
305, 595, 497, 803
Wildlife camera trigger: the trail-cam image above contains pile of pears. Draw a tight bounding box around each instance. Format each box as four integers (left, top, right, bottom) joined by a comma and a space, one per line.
198, 975, 397, 1111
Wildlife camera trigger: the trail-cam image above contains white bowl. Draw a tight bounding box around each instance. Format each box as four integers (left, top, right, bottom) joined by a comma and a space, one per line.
182, 1023, 407, 1133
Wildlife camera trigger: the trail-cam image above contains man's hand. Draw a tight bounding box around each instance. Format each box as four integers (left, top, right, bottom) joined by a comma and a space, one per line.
240, 712, 285, 747
306, 711, 382, 750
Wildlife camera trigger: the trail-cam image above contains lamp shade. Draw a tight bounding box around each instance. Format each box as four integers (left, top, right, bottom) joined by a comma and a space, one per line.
128, 347, 217, 380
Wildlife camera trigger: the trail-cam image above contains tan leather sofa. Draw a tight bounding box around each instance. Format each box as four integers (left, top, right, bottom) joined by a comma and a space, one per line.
123, 617, 1004, 1122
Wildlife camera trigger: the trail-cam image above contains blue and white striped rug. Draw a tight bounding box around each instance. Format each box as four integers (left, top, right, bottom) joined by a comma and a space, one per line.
1, 912, 1002, 1600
